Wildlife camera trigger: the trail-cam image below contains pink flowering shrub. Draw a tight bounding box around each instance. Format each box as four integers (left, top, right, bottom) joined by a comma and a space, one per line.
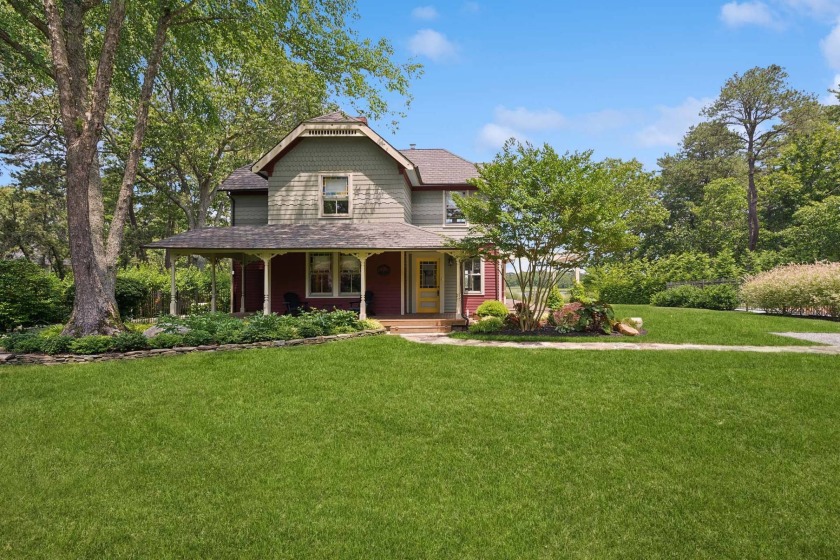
552, 302, 615, 334
740, 262, 840, 317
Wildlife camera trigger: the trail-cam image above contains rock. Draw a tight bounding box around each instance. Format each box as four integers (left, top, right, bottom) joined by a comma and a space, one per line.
617, 323, 640, 337
143, 325, 188, 338
629, 317, 643, 329
0, 353, 15, 363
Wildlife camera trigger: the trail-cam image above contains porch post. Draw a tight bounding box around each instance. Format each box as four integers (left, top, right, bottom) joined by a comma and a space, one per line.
359, 253, 369, 320
169, 252, 177, 316
240, 254, 246, 313
455, 257, 464, 320
210, 257, 217, 313
261, 254, 272, 315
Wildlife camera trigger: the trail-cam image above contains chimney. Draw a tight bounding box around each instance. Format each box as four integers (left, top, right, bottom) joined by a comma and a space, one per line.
410, 143, 416, 150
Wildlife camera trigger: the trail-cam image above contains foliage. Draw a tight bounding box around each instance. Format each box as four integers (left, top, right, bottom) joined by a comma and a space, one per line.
552, 302, 615, 334
111, 332, 150, 353
0, 259, 68, 331
40, 335, 73, 355
546, 286, 565, 311
455, 141, 665, 331
568, 281, 597, 304
0, 333, 44, 354
183, 330, 214, 347
114, 277, 148, 319
475, 300, 509, 318
69, 336, 116, 355
358, 319, 384, 331
468, 317, 505, 334
740, 263, 840, 317
149, 333, 185, 349
240, 314, 298, 343
650, 285, 739, 311
783, 196, 840, 262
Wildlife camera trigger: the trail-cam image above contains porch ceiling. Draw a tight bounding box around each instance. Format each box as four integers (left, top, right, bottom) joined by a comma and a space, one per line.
145, 223, 453, 253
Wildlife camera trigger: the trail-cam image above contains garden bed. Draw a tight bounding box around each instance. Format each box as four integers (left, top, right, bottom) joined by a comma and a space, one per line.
474, 326, 647, 338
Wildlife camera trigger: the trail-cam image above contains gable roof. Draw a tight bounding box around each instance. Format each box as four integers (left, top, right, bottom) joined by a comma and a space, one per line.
306, 111, 368, 124
400, 148, 479, 185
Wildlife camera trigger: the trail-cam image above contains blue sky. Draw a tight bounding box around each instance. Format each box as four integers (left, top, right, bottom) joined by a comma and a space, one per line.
355, 0, 840, 168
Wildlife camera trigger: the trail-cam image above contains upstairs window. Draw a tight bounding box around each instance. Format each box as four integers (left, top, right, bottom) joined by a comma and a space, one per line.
445, 190, 470, 226
463, 258, 483, 294
322, 176, 350, 216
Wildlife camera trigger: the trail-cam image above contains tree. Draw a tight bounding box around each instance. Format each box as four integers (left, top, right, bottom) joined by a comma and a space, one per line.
783, 196, 840, 262
702, 65, 814, 251
690, 178, 748, 257
455, 141, 665, 331
0, 1, 420, 335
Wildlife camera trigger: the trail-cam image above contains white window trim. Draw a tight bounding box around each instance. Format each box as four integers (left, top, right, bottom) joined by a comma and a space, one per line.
319, 174, 353, 219
305, 252, 363, 298
463, 257, 484, 295
443, 190, 469, 228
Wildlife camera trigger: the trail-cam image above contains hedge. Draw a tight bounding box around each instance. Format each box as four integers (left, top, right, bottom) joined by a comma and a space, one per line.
740, 263, 840, 317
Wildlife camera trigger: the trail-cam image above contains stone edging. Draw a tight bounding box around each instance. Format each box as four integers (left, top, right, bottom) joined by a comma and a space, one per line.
0, 329, 386, 366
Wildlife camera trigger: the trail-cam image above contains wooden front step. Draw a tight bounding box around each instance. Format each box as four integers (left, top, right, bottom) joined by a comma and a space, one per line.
387, 325, 453, 334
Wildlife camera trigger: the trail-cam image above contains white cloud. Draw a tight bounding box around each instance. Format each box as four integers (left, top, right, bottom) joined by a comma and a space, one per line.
462, 1, 480, 13
720, 1, 780, 27
408, 29, 457, 61
494, 106, 567, 131
822, 20, 840, 69
822, 74, 840, 104
411, 6, 439, 21
635, 97, 712, 147
781, 0, 840, 16
477, 123, 526, 150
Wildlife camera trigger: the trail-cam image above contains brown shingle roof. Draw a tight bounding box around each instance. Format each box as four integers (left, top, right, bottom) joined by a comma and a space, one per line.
146, 223, 450, 251
219, 165, 268, 192
400, 148, 479, 185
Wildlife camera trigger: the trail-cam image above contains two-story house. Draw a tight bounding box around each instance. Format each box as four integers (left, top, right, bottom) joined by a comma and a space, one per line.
148, 112, 504, 325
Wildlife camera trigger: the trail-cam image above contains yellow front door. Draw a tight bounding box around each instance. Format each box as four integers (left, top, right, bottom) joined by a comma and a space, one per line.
416, 259, 440, 313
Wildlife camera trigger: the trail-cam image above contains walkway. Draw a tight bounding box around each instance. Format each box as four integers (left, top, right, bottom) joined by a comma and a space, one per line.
399, 332, 840, 355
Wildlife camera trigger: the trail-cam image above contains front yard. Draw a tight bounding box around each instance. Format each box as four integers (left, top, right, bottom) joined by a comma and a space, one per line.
1, 335, 838, 558
454, 304, 840, 346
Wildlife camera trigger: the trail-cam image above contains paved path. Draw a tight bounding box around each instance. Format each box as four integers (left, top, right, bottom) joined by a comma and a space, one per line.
399, 333, 840, 355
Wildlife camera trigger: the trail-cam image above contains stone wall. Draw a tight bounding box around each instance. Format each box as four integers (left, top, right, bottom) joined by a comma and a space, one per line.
0, 329, 385, 366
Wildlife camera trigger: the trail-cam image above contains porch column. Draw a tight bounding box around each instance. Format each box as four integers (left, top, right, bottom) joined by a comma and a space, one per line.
240, 254, 246, 313
261, 253, 273, 315
359, 254, 369, 320
455, 257, 464, 320
210, 257, 217, 313
169, 252, 177, 316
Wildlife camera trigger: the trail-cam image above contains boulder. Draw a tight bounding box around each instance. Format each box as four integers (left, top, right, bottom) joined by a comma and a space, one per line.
629, 317, 643, 329
143, 325, 188, 338
617, 323, 640, 337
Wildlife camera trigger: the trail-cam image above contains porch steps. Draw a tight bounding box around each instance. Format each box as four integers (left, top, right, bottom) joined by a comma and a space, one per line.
377, 316, 467, 335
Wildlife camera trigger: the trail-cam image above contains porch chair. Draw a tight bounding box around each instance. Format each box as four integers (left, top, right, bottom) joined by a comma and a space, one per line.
283, 292, 310, 316
349, 291, 375, 316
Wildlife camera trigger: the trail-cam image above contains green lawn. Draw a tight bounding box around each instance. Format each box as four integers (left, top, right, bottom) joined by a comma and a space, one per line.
454, 304, 840, 346
1, 336, 839, 558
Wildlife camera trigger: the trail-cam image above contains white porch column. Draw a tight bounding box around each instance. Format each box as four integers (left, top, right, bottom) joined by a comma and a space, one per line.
455, 257, 464, 320
210, 257, 217, 313
261, 254, 272, 315
359, 254, 369, 320
169, 253, 177, 316
240, 254, 246, 313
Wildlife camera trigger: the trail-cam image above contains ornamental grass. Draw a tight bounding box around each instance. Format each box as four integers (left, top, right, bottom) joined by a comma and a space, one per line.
740, 262, 840, 317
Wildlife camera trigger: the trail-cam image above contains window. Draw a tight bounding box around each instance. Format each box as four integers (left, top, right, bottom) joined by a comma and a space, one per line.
339, 254, 361, 295
444, 190, 469, 226
309, 253, 333, 295
463, 258, 483, 294
322, 176, 350, 216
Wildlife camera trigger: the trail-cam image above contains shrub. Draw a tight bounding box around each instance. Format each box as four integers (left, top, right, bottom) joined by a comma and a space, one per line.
1, 333, 44, 353
69, 336, 115, 355
476, 300, 509, 318
469, 317, 505, 333
546, 286, 564, 311
702, 285, 740, 311
114, 277, 148, 318
651, 284, 739, 311
552, 302, 615, 334
358, 319, 384, 331
111, 332, 150, 352
41, 335, 73, 354
332, 325, 359, 335
296, 321, 325, 339
0, 259, 68, 331
569, 281, 597, 304
214, 323, 245, 344
149, 333, 184, 349
182, 329, 213, 346
740, 262, 840, 317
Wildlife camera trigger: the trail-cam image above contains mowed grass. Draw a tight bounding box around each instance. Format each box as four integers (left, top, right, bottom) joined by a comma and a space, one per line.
1, 336, 839, 558
453, 304, 840, 346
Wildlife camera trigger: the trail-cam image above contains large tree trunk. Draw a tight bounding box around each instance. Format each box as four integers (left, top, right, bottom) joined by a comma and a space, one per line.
747, 157, 759, 252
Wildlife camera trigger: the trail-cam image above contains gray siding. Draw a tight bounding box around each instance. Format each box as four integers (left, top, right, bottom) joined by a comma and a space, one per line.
232, 194, 268, 225
267, 137, 412, 224
411, 190, 469, 240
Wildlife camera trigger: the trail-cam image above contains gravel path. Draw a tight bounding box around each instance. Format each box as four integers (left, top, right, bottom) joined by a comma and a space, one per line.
772, 332, 840, 346
400, 333, 840, 355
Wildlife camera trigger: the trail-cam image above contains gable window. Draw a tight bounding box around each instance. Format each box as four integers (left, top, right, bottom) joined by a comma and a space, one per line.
463, 257, 483, 294
321, 176, 350, 216
309, 253, 333, 295
445, 190, 469, 226
339, 254, 362, 295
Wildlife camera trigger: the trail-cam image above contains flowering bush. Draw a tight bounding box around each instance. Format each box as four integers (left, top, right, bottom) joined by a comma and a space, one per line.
740, 263, 840, 317
552, 302, 615, 334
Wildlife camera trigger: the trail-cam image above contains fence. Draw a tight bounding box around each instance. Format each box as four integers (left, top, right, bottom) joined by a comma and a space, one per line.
126, 289, 231, 321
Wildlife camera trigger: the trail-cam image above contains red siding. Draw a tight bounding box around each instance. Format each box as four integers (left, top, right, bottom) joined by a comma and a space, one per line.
463, 258, 502, 317
233, 252, 402, 315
